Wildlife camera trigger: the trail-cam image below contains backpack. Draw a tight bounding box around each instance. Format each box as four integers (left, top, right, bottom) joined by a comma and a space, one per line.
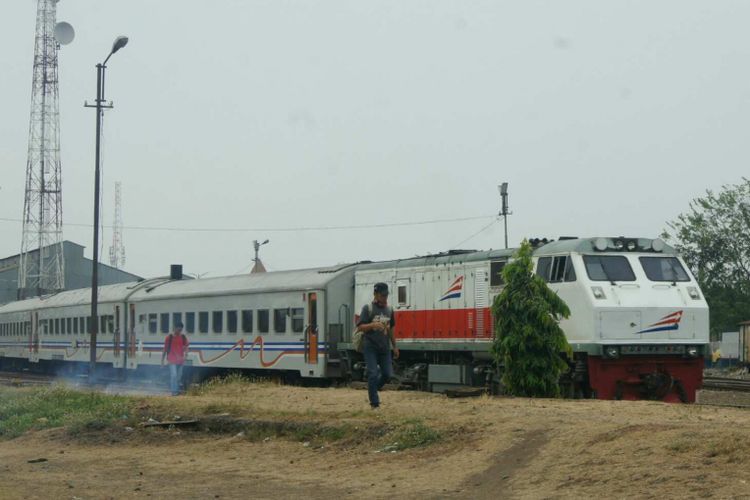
166, 333, 186, 355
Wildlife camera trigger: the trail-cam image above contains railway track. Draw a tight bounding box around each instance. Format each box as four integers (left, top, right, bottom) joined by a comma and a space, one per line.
0, 371, 169, 394
702, 376, 750, 392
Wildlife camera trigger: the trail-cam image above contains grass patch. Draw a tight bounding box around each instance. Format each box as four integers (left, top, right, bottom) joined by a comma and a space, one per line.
188, 372, 278, 397
388, 418, 442, 451
0, 385, 134, 440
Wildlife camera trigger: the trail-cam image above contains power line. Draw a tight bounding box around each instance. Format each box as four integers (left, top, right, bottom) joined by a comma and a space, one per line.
0, 214, 496, 234
451, 218, 499, 249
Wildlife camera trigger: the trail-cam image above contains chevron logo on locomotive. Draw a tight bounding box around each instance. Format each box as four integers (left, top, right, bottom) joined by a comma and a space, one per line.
439, 276, 464, 301
638, 310, 683, 334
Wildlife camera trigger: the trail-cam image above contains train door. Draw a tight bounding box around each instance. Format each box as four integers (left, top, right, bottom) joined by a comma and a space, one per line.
127, 304, 138, 369
305, 292, 319, 365
29, 312, 40, 363
114, 306, 121, 358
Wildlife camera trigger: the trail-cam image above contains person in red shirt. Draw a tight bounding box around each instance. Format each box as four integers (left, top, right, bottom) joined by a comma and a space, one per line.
161, 322, 189, 395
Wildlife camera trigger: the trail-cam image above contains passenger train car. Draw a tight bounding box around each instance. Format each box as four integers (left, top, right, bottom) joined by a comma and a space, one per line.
0, 237, 709, 402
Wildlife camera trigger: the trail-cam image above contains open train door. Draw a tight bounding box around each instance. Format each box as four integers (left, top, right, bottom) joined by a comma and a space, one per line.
305, 292, 319, 365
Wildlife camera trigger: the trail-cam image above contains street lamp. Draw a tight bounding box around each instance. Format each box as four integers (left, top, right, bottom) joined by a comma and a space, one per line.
498, 183, 510, 249
85, 35, 129, 382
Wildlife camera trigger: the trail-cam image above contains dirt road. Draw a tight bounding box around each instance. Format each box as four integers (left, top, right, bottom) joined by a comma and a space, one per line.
1, 383, 749, 499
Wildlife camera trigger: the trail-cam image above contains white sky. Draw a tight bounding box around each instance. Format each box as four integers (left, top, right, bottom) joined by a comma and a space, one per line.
1, 1, 748, 279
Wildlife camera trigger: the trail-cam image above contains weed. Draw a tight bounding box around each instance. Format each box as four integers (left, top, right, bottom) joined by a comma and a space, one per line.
0, 385, 133, 440
390, 419, 442, 450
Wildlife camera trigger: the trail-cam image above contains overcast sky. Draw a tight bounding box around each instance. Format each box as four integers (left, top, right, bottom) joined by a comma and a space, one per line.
1, 1, 749, 279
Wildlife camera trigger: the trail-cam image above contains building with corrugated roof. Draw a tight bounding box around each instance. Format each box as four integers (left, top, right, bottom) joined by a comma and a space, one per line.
0, 241, 142, 305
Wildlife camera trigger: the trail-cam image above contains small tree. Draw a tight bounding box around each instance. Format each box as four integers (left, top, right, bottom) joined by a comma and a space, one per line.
490, 240, 572, 397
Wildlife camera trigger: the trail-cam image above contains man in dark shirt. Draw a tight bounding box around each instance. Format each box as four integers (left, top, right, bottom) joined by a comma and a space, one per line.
357, 282, 399, 408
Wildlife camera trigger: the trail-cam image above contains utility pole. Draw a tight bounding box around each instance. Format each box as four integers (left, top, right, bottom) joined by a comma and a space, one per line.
498, 183, 510, 249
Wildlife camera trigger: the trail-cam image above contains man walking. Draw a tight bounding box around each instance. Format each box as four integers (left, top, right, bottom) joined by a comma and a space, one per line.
357, 282, 399, 408
161, 322, 189, 396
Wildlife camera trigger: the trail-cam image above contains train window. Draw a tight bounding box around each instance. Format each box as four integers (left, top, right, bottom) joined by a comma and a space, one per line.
258, 310, 269, 333
536, 257, 552, 282
199, 312, 209, 334
160, 313, 169, 334
86, 316, 91, 335
490, 261, 506, 286
100, 316, 106, 334
212, 311, 223, 334
274, 309, 287, 333
172, 313, 183, 330
148, 314, 158, 334
583, 255, 636, 282
564, 258, 577, 282
61, 318, 67, 335
242, 310, 253, 333
227, 310, 238, 334
291, 308, 304, 333
55, 318, 60, 335
106, 315, 115, 334
397, 285, 407, 305
66, 318, 72, 334
639, 257, 690, 282
185, 312, 195, 334
40, 319, 46, 334
73, 317, 79, 334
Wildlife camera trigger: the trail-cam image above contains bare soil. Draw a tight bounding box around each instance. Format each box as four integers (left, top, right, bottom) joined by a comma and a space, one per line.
2, 383, 750, 499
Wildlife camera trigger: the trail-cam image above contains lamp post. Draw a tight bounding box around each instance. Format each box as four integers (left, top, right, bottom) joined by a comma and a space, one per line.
498, 183, 510, 249
85, 35, 128, 382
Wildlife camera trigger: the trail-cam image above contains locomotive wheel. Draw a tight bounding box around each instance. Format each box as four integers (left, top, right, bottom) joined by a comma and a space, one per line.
641, 371, 674, 400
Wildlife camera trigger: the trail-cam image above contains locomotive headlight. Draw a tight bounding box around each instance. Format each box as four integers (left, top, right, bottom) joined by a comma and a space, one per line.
591, 286, 606, 299
687, 346, 699, 358
604, 346, 620, 359
614, 239, 624, 250
627, 240, 637, 251
687, 287, 701, 300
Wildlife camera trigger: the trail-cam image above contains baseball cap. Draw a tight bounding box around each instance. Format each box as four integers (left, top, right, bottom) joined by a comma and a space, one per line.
374, 282, 389, 295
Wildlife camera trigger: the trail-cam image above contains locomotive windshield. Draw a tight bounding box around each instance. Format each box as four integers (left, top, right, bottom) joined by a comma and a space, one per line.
583, 255, 635, 282
639, 256, 690, 282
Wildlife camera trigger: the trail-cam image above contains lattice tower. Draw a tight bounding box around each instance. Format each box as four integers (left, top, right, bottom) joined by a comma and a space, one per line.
109, 181, 125, 268
18, 0, 66, 299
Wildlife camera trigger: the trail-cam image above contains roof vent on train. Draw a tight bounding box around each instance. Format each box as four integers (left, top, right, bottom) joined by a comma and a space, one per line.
170, 264, 183, 280
528, 238, 553, 248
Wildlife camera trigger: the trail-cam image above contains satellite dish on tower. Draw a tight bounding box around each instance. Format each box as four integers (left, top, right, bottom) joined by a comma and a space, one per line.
54, 22, 75, 45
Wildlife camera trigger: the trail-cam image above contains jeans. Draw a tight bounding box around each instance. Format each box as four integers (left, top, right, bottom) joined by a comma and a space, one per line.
363, 344, 392, 407
169, 363, 183, 395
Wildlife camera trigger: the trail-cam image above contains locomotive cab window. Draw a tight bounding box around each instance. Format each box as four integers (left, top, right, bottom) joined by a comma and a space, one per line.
639, 257, 690, 282
537, 256, 576, 283
583, 255, 636, 282
490, 261, 506, 287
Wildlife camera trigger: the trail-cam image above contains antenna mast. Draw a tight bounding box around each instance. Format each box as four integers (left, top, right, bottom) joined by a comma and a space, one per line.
18, 0, 73, 299
109, 181, 125, 268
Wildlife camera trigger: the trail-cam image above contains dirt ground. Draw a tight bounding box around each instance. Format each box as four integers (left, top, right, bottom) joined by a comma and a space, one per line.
2, 384, 750, 500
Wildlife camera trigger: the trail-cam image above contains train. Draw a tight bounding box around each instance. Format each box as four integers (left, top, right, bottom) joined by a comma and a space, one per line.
0, 236, 709, 402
